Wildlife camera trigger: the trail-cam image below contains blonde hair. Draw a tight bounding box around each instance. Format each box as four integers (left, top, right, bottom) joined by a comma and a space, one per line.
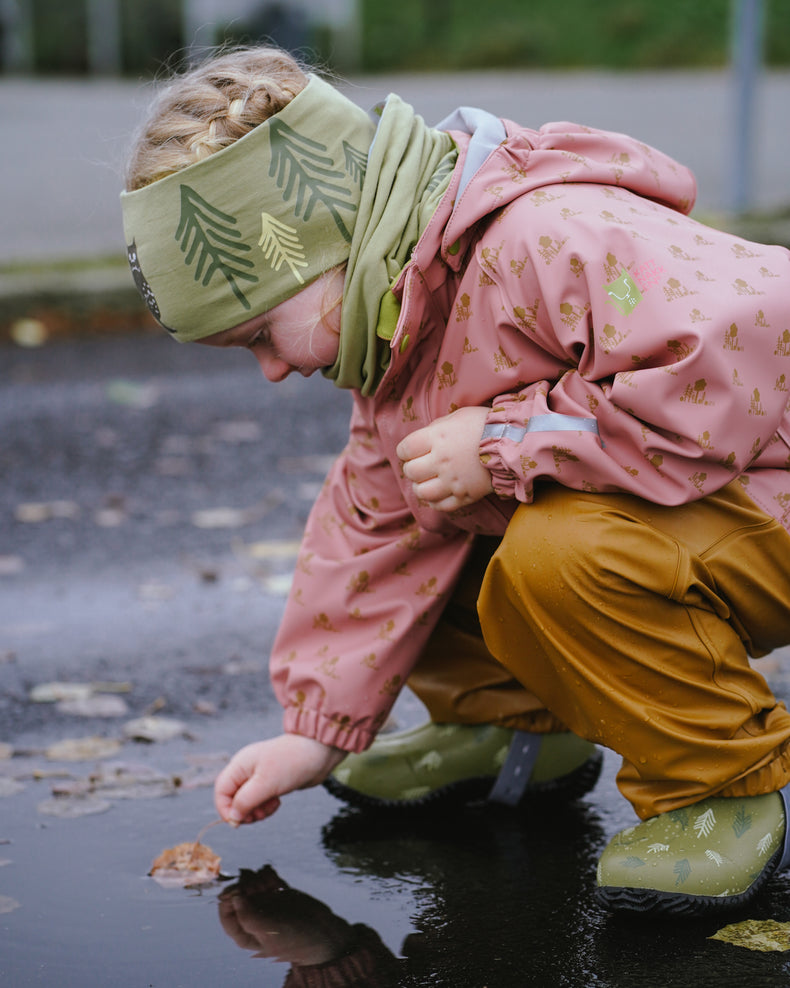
125, 47, 309, 191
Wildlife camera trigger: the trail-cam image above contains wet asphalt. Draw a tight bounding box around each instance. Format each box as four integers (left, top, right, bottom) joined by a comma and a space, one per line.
3, 332, 790, 987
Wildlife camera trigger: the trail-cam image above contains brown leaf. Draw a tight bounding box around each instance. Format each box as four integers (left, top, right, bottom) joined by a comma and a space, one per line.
45, 737, 123, 762
149, 841, 222, 888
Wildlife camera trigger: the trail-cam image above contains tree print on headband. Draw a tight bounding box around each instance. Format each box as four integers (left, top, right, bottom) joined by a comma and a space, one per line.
175, 185, 258, 309
258, 214, 309, 285
268, 119, 359, 243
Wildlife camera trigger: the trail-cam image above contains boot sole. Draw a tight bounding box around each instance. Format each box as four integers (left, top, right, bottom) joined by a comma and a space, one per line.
323, 748, 603, 812
595, 844, 784, 916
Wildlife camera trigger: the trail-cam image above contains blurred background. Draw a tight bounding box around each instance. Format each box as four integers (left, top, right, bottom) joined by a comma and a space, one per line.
1, 0, 789, 344
2, 0, 790, 76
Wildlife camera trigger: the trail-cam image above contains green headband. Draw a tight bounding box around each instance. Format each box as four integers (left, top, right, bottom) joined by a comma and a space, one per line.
120, 75, 377, 342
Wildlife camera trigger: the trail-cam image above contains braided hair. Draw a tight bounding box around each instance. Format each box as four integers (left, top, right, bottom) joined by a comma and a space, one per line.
125, 47, 309, 191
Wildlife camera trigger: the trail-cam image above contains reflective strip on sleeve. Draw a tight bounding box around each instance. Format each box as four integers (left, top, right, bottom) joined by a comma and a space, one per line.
482, 414, 600, 444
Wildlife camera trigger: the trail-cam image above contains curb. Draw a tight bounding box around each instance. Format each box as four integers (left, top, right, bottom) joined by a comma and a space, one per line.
0, 257, 158, 345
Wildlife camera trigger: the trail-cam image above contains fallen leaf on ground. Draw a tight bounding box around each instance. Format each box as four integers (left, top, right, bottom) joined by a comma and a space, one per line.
45, 737, 122, 762
191, 493, 282, 530
123, 716, 187, 743
30, 681, 132, 703
0, 778, 25, 797
30, 682, 94, 703
710, 919, 790, 952
51, 762, 178, 800
37, 795, 113, 818
244, 539, 302, 559
0, 743, 12, 760
149, 841, 222, 888
56, 695, 129, 718
15, 500, 79, 523
0, 895, 21, 914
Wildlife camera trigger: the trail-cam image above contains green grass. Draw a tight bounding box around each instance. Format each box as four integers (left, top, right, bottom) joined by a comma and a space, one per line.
360, 0, 790, 72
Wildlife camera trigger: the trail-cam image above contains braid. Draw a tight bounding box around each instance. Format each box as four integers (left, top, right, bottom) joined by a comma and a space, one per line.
126, 47, 309, 191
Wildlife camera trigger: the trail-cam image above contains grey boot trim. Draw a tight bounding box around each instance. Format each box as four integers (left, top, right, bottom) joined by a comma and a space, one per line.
487, 731, 542, 806
777, 780, 790, 871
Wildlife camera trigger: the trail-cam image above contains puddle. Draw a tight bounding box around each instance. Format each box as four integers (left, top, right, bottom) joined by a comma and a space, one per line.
4, 716, 790, 987
0, 717, 420, 987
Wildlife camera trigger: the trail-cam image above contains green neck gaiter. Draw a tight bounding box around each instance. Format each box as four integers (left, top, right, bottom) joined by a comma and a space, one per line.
328, 96, 456, 396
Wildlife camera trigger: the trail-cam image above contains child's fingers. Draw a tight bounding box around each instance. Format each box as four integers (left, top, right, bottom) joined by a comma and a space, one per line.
226, 776, 281, 825
402, 452, 438, 483
396, 426, 433, 462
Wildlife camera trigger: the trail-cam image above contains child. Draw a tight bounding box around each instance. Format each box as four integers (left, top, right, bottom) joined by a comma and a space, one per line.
121, 45, 790, 916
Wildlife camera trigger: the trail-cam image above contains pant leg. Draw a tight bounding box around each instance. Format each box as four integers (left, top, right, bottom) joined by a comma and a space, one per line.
477, 480, 790, 820
408, 536, 566, 733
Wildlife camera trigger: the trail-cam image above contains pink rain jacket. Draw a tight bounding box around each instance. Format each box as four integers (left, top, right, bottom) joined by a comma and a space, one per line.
271, 110, 790, 753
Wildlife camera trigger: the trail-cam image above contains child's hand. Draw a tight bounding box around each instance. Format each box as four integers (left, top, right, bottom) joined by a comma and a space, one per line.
214, 734, 346, 826
397, 406, 493, 512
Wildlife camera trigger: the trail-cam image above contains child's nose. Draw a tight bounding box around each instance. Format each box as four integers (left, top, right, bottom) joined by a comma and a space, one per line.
253, 349, 292, 383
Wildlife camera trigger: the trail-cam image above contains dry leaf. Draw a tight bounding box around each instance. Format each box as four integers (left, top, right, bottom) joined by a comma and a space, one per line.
191, 507, 251, 529
123, 716, 187, 743
0, 778, 25, 797
31, 682, 94, 703
191, 493, 282, 530
0, 743, 12, 760
149, 841, 222, 888
31, 681, 132, 704
52, 762, 178, 801
15, 501, 79, 523
244, 539, 302, 559
709, 919, 790, 952
37, 795, 113, 818
56, 695, 129, 718
45, 737, 122, 762
0, 895, 21, 914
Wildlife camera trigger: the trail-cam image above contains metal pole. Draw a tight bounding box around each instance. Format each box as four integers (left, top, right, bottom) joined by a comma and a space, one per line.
731, 0, 765, 213
86, 0, 122, 75
1, 0, 34, 73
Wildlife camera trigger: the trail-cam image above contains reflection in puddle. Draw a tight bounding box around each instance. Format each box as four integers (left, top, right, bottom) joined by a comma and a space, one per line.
218, 865, 402, 985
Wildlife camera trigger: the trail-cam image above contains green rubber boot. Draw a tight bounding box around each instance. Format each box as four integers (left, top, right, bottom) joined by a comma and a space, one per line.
323, 722, 602, 810
596, 790, 790, 915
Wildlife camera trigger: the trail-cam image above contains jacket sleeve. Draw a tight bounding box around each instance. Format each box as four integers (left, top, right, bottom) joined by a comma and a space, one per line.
270, 397, 474, 753
475, 185, 790, 506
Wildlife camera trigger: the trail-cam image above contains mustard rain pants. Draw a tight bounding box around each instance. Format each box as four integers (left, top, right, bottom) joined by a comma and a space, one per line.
410, 481, 790, 820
